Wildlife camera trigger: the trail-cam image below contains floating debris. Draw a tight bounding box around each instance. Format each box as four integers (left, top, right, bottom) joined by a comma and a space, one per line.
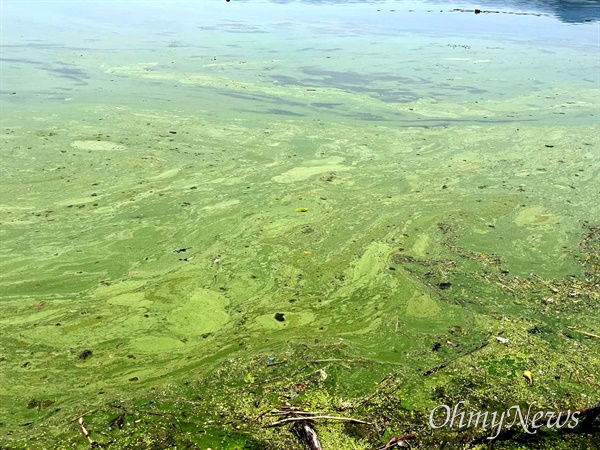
27, 399, 55, 410
318, 369, 328, 381
274, 313, 285, 322
79, 350, 93, 361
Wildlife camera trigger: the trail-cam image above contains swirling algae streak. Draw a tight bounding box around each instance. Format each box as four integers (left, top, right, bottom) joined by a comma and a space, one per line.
324, 242, 448, 337
71, 140, 127, 151
272, 164, 353, 183
105, 63, 376, 108
271, 156, 353, 183
134, 289, 230, 352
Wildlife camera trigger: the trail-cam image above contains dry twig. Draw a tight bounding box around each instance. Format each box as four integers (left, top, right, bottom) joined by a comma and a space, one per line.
78, 417, 94, 445
267, 415, 373, 427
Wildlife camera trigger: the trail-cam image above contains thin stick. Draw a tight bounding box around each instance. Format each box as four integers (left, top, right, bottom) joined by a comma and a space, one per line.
293, 421, 323, 450
271, 410, 326, 416
267, 416, 373, 427
252, 409, 271, 423
356, 373, 397, 406
568, 328, 600, 339
78, 417, 94, 444
68, 410, 95, 424
423, 340, 488, 376
311, 358, 348, 363
379, 433, 417, 449
267, 360, 287, 367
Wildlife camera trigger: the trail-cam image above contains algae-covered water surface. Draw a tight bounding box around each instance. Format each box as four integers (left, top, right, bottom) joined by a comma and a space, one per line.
1, 0, 599, 448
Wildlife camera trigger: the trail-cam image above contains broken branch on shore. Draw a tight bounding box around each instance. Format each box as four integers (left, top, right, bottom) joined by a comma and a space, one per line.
77, 417, 94, 445
423, 340, 489, 376
267, 415, 373, 427
68, 410, 96, 424
292, 420, 323, 450
567, 327, 600, 339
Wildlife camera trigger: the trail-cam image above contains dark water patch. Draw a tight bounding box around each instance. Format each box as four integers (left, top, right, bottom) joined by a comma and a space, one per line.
310, 102, 344, 108
299, 47, 343, 52
270, 74, 307, 86
300, 68, 488, 101
1, 44, 96, 51
167, 41, 193, 48
1, 43, 62, 49
412, 117, 534, 126
271, 71, 424, 102
232, 107, 305, 117
217, 22, 268, 33
218, 89, 306, 107
271, 74, 396, 97
265, 0, 599, 24
267, 108, 306, 116
226, 29, 269, 34
344, 112, 389, 121
379, 94, 418, 103
0, 57, 45, 65
449, 1, 600, 24
1, 58, 89, 85
293, 69, 491, 102
48, 66, 88, 79
43, 66, 89, 85
348, 85, 420, 101
434, 83, 488, 95
302, 66, 417, 84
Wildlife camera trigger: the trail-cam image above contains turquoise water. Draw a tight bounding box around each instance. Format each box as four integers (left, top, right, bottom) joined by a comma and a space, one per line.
1, 0, 598, 116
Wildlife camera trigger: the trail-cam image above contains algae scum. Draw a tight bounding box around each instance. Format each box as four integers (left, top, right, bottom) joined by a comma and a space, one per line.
0, 0, 599, 448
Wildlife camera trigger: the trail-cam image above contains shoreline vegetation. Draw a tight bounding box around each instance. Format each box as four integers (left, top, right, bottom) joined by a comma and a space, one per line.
1, 206, 598, 448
